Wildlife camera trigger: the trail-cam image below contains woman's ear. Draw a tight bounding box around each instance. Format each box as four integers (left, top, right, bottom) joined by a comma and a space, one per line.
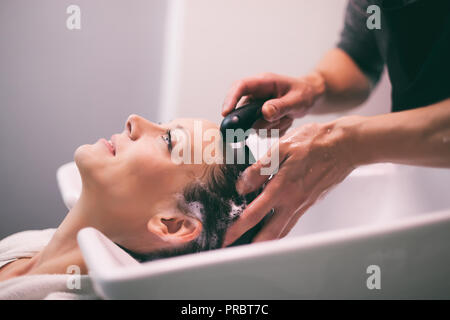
147, 211, 202, 245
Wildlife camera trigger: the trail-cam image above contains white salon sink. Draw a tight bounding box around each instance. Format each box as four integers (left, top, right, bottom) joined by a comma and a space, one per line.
287, 163, 450, 237
59, 162, 450, 299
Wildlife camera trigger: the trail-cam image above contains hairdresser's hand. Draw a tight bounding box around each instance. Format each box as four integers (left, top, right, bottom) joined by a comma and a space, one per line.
221, 72, 326, 135
223, 117, 360, 246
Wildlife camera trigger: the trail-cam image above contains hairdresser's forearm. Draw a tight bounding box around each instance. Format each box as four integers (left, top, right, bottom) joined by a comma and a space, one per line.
307, 48, 372, 114
338, 98, 450, 168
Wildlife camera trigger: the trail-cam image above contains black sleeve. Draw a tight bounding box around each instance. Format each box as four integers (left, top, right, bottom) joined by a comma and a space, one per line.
337, 0, 385, 87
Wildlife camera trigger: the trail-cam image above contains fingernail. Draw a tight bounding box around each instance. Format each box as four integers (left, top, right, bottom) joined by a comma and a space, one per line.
236, 171, 251, 194
236, 181, 248, 195
222, 235, 232, 247
266, 104, 277, 120
221, 103, 227, 115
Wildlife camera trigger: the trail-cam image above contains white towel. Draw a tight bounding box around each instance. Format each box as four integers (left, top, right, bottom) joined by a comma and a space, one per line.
0, 274, 98, 300
0, 229, 56, 269
0, 229, 99, 300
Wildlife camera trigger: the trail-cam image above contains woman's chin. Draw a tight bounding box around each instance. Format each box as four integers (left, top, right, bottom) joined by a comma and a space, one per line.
74, 143, 119, 192
74, 143, 106, 177
74, 144, 91, 167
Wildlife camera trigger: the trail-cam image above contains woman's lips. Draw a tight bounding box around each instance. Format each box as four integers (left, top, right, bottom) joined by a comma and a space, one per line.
111, 134, 118, 155
100, 138, 115, 156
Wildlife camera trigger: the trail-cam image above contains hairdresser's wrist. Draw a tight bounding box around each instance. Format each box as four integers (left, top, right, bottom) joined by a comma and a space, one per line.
330, 115, 377, 169
301, 70, 327, 106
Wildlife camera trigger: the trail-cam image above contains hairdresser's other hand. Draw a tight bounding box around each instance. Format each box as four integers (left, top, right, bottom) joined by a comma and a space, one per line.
223, 117, 360, 246
221, 72, 326, 135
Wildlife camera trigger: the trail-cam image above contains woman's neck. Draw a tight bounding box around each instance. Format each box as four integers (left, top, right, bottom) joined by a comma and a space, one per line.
22, 196, 96, 276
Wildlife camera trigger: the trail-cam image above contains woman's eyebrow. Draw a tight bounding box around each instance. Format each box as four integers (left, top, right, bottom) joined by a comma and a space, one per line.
168, 124, 186, 132
169, 124, 189, 141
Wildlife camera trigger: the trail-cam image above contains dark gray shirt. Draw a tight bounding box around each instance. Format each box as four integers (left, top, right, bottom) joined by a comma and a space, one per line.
337, 0, 384, 87
337, 0, 450, 111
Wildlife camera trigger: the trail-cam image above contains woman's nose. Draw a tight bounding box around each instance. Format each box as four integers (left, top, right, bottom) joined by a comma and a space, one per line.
125, 114, 163, 140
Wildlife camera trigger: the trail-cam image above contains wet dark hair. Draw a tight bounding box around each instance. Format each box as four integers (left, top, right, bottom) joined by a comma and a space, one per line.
117, 145, 271, 262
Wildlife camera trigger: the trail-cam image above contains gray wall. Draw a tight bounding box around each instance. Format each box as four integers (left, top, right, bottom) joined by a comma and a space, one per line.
0, 1, 167, 238
162, 0, 391, 131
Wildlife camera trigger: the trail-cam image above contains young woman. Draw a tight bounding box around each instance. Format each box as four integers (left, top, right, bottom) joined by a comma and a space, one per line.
0, 115, 267, 298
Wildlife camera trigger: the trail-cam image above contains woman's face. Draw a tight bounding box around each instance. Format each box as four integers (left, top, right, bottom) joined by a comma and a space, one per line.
74, 114, 222, 250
